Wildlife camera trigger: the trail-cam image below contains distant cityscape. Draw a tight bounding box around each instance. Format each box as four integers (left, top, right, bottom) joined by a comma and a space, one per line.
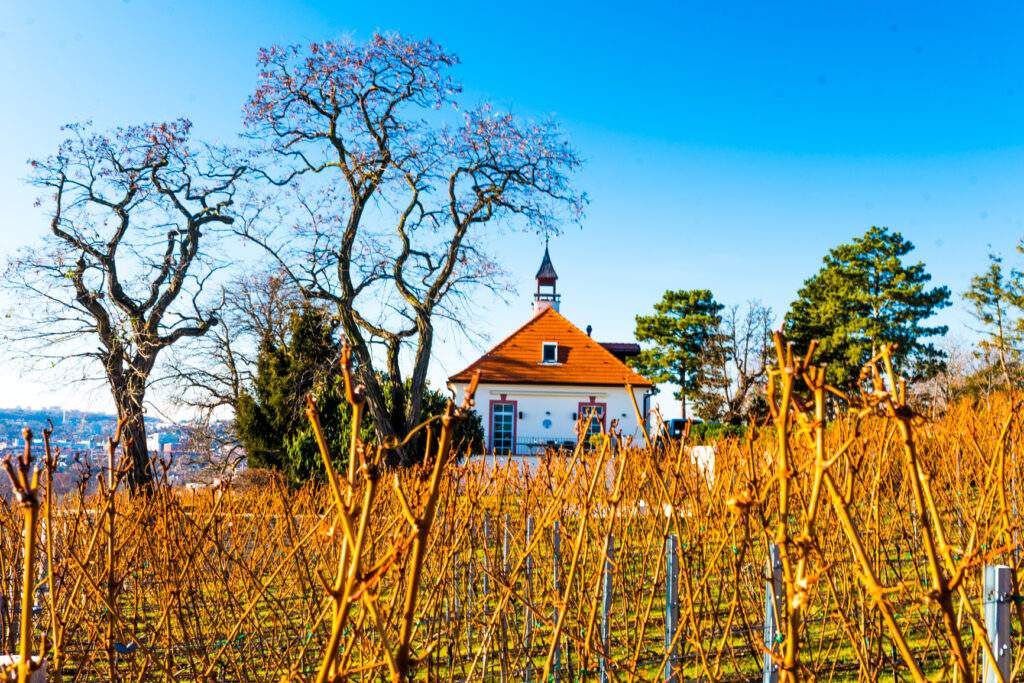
0, 407, 239, 492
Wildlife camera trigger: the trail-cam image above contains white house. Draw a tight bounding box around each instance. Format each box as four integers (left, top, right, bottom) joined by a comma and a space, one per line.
449, 247, 654, 454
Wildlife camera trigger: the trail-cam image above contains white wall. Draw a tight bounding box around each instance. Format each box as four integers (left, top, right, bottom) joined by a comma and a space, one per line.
451, 382, 652, 455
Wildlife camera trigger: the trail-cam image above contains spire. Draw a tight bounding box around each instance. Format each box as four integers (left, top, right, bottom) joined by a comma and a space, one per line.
535, 241, 558, 282
533, 241, 561, 313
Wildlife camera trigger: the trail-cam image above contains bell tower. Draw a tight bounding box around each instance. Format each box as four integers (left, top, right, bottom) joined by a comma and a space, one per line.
533, 242, 561, 313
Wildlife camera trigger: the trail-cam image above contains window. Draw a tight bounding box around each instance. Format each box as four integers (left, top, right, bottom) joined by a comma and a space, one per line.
578, 402, 606, 440
542, 342, 558, 364
490, 401, 516, 455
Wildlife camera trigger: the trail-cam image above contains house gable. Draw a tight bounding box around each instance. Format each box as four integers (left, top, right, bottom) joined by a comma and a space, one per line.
449, 307, 652, 388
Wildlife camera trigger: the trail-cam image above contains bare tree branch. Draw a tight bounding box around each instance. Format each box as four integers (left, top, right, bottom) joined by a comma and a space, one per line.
2, 120, 247, 494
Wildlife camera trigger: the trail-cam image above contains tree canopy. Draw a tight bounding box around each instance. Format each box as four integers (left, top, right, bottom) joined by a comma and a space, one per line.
240, 34, 584, 463
964, 252, 1024, 385
785, 226, 951, 391
692, 301, 773, 423
3, 120, 244, 494
630, 289, 723, 420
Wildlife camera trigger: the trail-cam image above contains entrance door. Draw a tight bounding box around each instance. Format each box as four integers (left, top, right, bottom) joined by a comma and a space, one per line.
490, 401, 516, 455
578, 402, 606, 442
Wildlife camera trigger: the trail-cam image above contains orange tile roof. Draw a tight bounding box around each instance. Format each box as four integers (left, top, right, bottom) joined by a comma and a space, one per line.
449, 307, 653, 387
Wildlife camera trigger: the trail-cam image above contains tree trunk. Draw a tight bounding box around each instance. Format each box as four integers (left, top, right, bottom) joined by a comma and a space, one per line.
680, 370, 688, 421
112, 380, 154, 496
402, 320, 434, 466
120, 413, 153, 495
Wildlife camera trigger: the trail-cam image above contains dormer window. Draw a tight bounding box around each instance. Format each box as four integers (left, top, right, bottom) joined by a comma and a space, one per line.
542, 342, 558, 364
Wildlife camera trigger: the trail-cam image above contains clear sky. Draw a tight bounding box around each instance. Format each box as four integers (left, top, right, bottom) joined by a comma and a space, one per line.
1, 1, 1022, 416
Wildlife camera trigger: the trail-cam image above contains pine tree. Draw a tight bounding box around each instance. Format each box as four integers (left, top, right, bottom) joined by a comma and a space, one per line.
785, 226, 951, 391
964, 252, 1024, 387
630, 289, 723, 419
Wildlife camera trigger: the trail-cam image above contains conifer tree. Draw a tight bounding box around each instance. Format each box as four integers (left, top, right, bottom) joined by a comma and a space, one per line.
235, 306, 354, 485
630, 289, 723, 419
235, 306, 484, 484
964, 252, 1024, 387
785, 226, 950, 391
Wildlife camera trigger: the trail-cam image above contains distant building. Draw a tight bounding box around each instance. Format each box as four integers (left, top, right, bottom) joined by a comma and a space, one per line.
449, 246, 653, 454
146, 431, 180, 455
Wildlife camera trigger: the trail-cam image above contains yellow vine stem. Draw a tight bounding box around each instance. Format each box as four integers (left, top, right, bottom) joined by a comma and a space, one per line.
3, 429, 43, 683
392, 371, 480, 680
582, 431, 629, 667
769, 332, 801, 682
540, 438, 609, 681
41, 423, 63, 683
876, 346, 973, 681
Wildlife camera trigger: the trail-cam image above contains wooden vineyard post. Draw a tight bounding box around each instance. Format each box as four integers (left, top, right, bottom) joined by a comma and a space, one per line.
763, 543, 783, 683
600, 534, 615, 683
983, 564, 1011, 683
664, 535, 679, 682
483, 514, 491, 596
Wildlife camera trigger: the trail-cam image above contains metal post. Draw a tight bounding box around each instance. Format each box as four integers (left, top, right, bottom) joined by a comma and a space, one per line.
983, 564, 1011, 683
484, 515, 492, 595
503, 513, 512, 576
501, 512, 512, 683
552, 520, 562, 676
525, 516, 534, 683
1013, 479, 1021, 566
600, 534, 615, 683
763, 543, 783, 683
664, 535, 678, 682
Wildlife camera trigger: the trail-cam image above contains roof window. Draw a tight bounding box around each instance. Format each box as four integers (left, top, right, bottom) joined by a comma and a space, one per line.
542, 342, 558, 364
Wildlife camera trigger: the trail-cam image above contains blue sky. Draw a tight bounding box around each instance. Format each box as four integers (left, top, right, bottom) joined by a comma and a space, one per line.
1, 1, 1022, 414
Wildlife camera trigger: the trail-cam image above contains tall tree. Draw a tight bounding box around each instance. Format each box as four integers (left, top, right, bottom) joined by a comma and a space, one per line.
693, 301, 774, 422
2, 121, 244, 494
630, 289, 723, 420
240, 34, 584, 463
235, 306, 351, 484
235, 305, 483, 483
167, 270, 303, 417
963, 252, 1024, 387
785, 226, 951, 392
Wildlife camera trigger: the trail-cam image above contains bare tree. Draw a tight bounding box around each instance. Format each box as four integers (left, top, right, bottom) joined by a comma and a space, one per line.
2, 120, 245, 494
241, 35, 585, 462
174, 419, 248, 483
694, 301, 774, 422
165, 270, 302, 416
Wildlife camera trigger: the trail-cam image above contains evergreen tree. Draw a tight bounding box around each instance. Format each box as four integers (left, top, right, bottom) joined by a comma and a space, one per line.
963, 252, 1024, 387
785, 226, 951, 391
235, 306, 484, 485
235, 306, 354, 485
630, 289, 723, 419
